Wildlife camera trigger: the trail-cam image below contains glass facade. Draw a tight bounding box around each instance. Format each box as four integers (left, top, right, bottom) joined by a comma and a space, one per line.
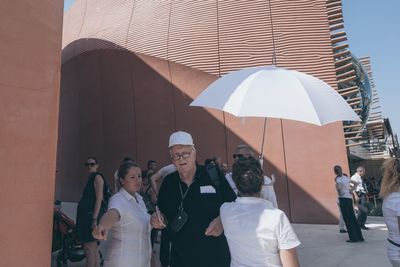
342, 54, 372, 136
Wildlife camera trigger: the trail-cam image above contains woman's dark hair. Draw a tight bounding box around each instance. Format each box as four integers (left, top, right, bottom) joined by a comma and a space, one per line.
334, 165, 343, 177
204, 158, 215, 166
117, 162, 140, 179
87, 157, 98, 164
122, 157, 133, 163
232, 156, 263, 196
147, 160, 156, 168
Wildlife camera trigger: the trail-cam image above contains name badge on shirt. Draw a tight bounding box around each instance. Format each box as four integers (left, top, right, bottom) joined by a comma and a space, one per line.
200, 185, 216, 194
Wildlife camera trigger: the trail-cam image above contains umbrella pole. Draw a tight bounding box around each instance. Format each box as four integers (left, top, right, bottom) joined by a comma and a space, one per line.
260, 118, 267, 168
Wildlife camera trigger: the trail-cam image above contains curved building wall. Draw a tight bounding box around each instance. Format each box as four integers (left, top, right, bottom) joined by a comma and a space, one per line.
0, 1, 63, 266
58, 0, 349, 223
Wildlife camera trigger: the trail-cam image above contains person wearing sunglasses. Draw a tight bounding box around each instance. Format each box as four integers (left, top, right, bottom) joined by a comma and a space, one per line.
76, 157, 108, 267
226, 144, 278, 208
150, 131, 236, 267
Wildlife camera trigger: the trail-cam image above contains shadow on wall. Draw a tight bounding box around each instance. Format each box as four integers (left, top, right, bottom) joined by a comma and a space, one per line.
57, 38, 344, 224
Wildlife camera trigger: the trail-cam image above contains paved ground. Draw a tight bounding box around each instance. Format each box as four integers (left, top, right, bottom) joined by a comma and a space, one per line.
52, 203, 391, 267
294, 217, 391, 267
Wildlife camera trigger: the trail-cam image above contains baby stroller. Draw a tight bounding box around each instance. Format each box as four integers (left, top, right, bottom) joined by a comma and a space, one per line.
52, 201, 104, 267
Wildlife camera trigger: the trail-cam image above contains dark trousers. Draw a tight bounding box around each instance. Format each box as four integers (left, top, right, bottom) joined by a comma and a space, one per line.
160, 229, 171, 266
150, 228, 158, 247
357, 193, 368, 226
339, 197, 364, 241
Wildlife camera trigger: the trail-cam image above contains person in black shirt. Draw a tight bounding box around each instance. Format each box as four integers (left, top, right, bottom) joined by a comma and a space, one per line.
151, 131, 236, 267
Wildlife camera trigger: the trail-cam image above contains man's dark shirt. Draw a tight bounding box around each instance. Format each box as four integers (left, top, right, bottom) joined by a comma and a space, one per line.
158, 165, 236, 267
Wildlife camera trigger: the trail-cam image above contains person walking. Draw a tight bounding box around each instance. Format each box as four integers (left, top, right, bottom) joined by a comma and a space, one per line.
351, 166, 369, 229
380, 158, 400, 267
334, 165, 364, 243
92, 162, 151, 267
337, 199, 347, 233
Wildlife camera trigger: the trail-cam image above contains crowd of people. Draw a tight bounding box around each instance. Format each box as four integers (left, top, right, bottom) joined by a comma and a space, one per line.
333, 161, 400, 267
76, 131, 300, 267
74, 130, 400, 267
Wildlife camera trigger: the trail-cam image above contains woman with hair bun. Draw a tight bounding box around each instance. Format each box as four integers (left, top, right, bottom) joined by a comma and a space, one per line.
220, 157, 300, 267
92, 162, 151, 267
380, 158, 400, 267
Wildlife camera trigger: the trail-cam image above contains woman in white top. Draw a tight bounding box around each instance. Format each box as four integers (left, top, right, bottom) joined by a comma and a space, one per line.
380, 158, 400, 267
220, 157, 300, 267
92, 162, 151, 267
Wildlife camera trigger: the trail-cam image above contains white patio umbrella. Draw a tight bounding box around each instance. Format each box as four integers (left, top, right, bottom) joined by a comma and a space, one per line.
190, 65, 361, 160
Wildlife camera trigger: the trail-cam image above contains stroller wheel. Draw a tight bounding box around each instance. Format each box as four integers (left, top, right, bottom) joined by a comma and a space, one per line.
56, 251, 68, 267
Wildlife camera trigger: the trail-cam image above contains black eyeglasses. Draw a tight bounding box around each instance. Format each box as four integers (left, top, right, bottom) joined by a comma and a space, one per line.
233, 154, 244, 159
170, 148, 194, 162
84, 162, 96, 167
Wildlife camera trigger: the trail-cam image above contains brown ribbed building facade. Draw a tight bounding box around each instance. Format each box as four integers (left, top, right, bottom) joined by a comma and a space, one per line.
0, 1, 63, 266
58, 0, 350, 223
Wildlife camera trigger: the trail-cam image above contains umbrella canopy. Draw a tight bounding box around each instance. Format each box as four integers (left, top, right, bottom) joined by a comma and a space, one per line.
190, 65, 360, 126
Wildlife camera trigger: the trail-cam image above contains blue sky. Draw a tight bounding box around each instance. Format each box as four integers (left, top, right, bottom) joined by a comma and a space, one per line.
64, 0, 399, 135
342, 0, 400, 136
64, 0, 75, 11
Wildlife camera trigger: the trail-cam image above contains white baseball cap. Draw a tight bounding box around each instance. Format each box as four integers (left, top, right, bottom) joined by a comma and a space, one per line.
169, 131, 194, 148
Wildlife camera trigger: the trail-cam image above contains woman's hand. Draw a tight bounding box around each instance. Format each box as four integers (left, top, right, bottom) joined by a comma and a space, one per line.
92, 209, 120, 240
92, 224, 108, 240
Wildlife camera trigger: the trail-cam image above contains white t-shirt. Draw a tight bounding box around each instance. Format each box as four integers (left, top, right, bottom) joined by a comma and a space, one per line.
350, 173, 366, 193
335, 175, 352, 199
158, 164, 177, 178
220, 197, 300, 267
225, 173, 278, 208
383, 192, 400, 245
105, 188, 151, 267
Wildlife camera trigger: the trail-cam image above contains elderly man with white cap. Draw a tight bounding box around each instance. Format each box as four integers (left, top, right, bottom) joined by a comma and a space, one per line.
151, 131, 236, 267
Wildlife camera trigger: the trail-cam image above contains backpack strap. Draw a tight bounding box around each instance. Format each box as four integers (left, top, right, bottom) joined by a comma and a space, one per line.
205, 164, 221, 188
94, 172, 111, 207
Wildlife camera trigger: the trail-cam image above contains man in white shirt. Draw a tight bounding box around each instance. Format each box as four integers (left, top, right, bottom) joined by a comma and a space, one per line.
226, 144, 278, 208
350, 166, 369, 230
150, 163, 177, 194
